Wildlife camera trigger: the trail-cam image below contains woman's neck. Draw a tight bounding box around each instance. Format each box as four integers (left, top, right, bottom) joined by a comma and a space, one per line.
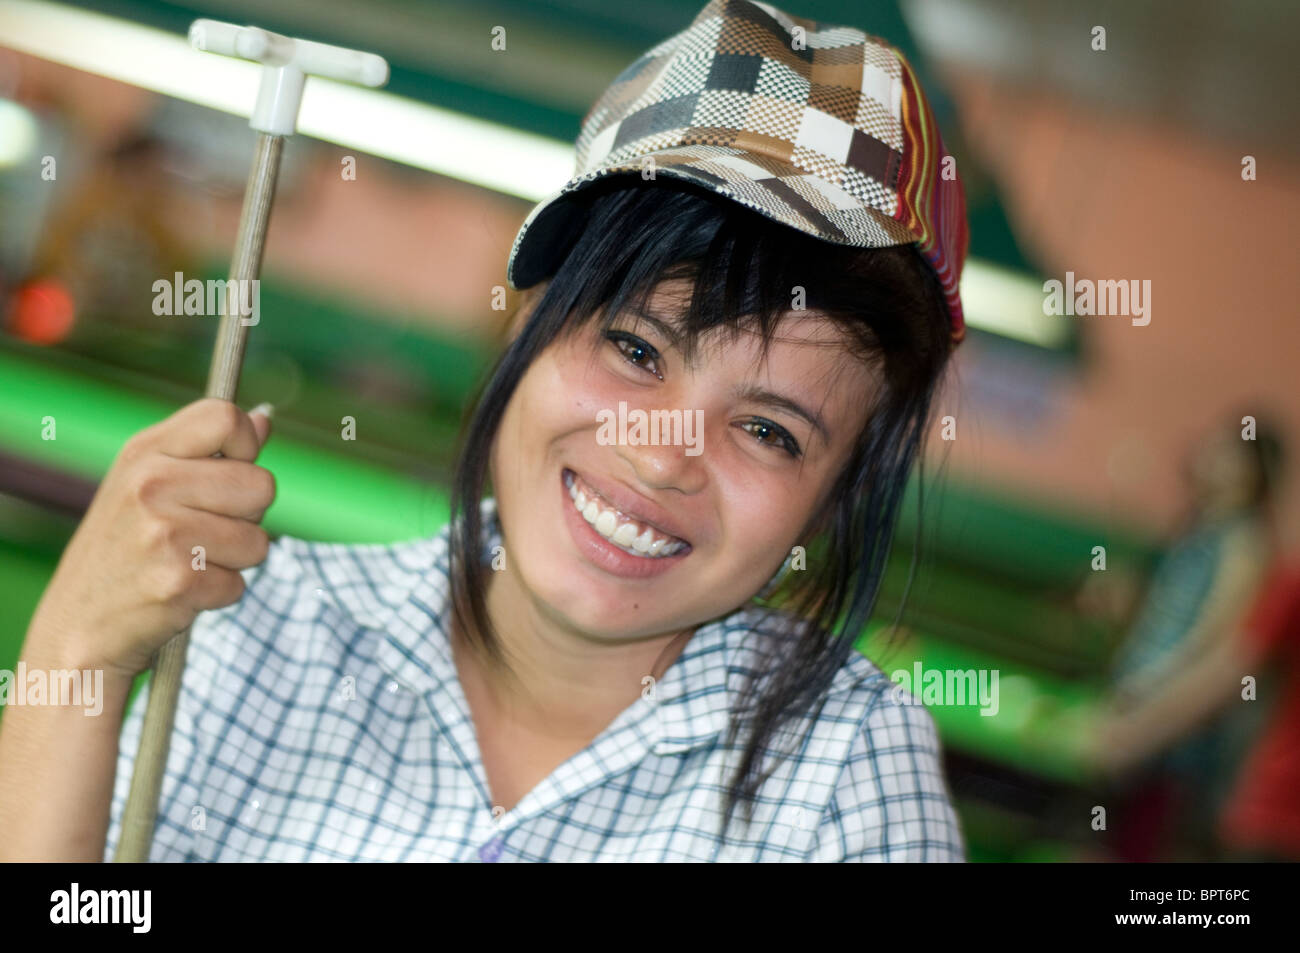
451, 565, 694, 737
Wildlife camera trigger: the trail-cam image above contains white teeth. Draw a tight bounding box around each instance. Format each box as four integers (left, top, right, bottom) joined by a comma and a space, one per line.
566, 470, 687, 559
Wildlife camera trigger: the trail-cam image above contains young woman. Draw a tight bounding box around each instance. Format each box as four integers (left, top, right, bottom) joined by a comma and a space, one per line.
0, 0, 969, 861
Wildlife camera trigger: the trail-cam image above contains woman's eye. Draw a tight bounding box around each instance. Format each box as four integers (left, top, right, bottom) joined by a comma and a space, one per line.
606, 331, 662, 379
741, 418, 802, 459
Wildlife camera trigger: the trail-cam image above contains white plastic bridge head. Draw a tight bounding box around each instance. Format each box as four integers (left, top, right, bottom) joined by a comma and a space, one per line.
189, 19, 390, 135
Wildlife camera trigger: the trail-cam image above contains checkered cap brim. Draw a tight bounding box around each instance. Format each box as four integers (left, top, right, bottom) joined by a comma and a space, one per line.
507, 0, 969, 344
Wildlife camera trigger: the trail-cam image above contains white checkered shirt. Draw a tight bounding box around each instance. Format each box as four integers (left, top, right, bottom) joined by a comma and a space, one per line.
105, 499, 965, 862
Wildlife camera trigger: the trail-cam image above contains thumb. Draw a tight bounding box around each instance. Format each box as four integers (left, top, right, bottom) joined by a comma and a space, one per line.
248, 402, 274, 447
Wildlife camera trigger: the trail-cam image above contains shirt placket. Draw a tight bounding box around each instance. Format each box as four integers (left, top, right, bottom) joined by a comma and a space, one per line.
477, 694, 663, 861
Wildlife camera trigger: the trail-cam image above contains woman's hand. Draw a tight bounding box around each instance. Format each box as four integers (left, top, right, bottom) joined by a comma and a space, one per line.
24, 397, 276, 684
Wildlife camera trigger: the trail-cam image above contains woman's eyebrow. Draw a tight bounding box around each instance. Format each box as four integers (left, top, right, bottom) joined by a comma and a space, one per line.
736, 384, 830, 443
626, 308, 684, 349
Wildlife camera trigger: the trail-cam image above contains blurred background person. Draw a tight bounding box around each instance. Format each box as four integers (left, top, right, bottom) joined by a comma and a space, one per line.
1084, 415, 1287, 860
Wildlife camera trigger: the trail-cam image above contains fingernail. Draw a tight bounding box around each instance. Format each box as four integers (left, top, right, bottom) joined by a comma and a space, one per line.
250, 401, 274, 419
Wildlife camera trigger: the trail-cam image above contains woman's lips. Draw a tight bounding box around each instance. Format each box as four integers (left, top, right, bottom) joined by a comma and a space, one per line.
559, 468, 691, 579
565, 469, 688, 555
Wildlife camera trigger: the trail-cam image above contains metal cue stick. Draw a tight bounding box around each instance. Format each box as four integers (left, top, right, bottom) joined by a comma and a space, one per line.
114, 132, 284, 863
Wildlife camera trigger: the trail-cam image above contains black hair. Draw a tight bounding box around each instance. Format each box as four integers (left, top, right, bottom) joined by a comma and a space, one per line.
449, 177, 955, 840
1241, 416, 1285, 506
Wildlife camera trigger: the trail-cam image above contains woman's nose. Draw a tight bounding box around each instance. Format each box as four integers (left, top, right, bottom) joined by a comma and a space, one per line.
613, 417, 709, 494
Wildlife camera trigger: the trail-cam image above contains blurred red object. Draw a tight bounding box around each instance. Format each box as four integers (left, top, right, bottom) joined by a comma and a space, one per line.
1218, 562, 1300, 859
7, 279, 76, 345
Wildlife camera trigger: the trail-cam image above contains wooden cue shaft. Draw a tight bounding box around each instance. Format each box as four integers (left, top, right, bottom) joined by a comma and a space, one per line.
114, 132, 285, 863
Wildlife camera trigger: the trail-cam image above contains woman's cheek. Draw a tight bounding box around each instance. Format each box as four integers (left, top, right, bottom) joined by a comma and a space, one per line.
711, 484, 804, 592
537, 347, 619, 431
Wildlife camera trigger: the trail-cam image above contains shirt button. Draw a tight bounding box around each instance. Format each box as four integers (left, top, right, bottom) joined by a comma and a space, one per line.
478, 836, 504, 863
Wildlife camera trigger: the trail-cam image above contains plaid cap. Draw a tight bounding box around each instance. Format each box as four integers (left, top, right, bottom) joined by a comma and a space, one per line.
506, 0, 970, 344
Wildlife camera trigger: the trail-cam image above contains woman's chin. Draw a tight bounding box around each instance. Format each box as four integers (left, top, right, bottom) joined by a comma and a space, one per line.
536, 585, 658, 638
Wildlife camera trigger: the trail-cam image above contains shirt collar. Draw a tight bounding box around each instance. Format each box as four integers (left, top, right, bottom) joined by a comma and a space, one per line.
371, 497, 734, 756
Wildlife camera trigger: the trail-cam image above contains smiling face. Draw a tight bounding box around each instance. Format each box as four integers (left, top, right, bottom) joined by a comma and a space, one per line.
487, 278, 880, 643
